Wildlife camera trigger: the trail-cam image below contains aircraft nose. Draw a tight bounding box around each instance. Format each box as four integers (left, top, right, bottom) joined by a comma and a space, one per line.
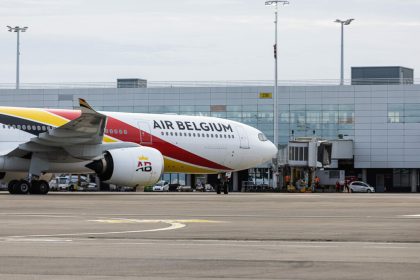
258, 140, 278, 164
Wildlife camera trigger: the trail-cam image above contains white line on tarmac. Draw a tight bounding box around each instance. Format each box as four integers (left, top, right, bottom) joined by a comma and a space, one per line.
6, 221, 186, 239
15, 239, 413, 250
401, 214, 420, 218
1, 238, 73, 243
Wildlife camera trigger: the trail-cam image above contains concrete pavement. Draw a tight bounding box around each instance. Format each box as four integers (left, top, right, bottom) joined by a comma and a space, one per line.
0, 192, 419, 279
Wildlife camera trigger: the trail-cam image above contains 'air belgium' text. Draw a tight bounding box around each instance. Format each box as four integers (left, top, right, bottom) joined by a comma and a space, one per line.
153, 120, 233, 132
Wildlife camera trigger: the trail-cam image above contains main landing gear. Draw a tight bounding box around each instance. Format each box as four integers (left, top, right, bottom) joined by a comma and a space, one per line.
8, 180, 50, 195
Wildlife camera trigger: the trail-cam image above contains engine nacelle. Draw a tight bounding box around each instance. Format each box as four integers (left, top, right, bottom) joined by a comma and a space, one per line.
87, 147, 164, 188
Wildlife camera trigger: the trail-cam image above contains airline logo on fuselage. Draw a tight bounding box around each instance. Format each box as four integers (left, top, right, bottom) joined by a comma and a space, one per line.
153, 120, 233, 132
136, 155, 152, 172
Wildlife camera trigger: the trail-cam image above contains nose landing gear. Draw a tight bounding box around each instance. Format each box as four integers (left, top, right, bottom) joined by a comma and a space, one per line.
216, 173, 230, 195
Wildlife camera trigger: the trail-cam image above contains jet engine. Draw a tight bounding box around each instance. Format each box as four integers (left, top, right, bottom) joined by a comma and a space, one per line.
86, 147, 164, 187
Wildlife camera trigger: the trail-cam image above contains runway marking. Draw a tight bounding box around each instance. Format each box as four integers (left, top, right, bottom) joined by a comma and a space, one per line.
90, 218, 223, 224
0, 213, 77, 218
5, 219, 222, 239
2, 238, 73, 243
401, 214, 420, 218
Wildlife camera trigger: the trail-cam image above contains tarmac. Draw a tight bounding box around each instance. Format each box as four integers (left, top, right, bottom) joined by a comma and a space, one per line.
0, 192, 419, 279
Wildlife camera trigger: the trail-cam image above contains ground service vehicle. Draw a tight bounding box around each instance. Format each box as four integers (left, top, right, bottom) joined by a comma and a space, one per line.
50, 175, 96, 191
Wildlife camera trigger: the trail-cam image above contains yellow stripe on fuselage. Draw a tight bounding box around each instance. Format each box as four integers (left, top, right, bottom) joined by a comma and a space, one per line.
163, 157, 219, 174
0, 107, 69, 127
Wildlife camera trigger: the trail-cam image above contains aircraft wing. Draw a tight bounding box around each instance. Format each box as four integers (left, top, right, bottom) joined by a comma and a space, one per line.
32, 98, 107, 147
6, 99, 138, 159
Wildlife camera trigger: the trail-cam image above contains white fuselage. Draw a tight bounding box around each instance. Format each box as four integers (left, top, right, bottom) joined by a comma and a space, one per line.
0, 107, 277, 176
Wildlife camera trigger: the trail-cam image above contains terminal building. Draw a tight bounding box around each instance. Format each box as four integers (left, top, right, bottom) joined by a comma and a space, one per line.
0, 67, 419, 192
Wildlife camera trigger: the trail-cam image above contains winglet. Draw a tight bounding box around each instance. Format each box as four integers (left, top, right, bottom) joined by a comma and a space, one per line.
79, 98, 96, 112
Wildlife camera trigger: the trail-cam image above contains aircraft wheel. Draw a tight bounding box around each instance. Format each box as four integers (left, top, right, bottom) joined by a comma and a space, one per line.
15, 180, 30, 194
29, 180, 40, 194
38, 180, 50, 195
8, 180, 19, 194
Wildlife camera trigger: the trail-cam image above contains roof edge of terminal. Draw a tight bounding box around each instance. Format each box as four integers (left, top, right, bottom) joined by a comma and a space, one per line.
0, 78, 418, 90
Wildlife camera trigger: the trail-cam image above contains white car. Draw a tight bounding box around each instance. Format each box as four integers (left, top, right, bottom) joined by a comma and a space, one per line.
152, 181, 169, 192
349, 181, 375, 193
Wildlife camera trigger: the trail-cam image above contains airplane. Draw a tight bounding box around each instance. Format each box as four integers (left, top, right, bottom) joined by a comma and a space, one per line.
0, 98, 277, 195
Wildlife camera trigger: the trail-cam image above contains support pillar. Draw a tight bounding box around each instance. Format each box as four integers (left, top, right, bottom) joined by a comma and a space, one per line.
411, 169, 417, 193
362, 169, 367, 183
186, 174, 192, 187
233, 172, 239, 192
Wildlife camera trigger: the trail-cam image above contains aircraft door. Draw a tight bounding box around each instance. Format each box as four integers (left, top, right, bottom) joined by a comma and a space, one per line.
235, 125, 250, 149
138, 121, 152, 145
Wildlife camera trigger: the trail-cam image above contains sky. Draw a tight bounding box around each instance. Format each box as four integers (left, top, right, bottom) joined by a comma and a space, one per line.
0, 0, 419, 83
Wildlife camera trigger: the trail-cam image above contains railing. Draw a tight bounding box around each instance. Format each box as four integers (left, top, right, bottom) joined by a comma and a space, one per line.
0, 78, 418, 89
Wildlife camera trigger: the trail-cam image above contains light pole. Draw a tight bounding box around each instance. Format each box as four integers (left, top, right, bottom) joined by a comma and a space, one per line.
334, 19, 354, 85
7, 25, 28, 89
265, 0, 289, 189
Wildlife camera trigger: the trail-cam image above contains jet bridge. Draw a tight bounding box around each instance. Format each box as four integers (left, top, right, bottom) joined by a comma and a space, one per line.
279, 138, 353, 191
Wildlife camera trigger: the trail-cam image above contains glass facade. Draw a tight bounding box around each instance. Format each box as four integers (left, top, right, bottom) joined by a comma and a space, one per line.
388, 103, 420, 123
280, 104, 354, 144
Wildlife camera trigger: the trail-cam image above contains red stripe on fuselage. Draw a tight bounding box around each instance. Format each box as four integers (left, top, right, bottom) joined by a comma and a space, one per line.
46, 109, 231, 171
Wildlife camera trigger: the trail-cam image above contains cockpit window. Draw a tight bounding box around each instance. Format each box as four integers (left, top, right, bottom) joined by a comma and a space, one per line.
258, 133, 268, 141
